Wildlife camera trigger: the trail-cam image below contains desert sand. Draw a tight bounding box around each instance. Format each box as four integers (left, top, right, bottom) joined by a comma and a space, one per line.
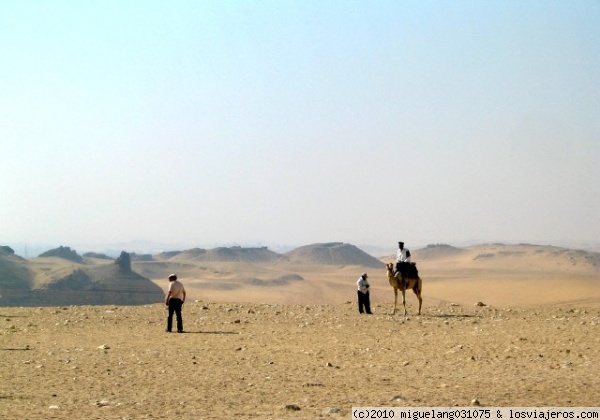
1, 243, 599, 419
2, 302, 599, 418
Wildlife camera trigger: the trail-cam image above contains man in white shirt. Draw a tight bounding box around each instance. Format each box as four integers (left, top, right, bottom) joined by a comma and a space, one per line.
356, 273, 372, 314
165, 274, 186, 333
396, 241, 409, 262
395, 241, 410, 275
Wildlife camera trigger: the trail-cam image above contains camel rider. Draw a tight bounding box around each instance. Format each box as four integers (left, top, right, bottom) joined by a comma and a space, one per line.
395, 241, 411, 276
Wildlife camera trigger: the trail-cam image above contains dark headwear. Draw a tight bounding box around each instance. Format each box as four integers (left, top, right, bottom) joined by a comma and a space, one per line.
398, 241, 404, 246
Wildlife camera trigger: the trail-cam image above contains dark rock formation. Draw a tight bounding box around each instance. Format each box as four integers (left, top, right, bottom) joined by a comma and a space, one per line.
0, 246, 15, 256
115, 251, 132, 272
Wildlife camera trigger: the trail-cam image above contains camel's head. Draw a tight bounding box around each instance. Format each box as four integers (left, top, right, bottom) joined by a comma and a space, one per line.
385, 263, 394, 277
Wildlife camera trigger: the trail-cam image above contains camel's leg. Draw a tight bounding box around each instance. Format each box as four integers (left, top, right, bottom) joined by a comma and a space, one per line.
392, 288, 398, 315
402, 289, 407, 316
414, 290, 422, 315
414, 278, 423, 315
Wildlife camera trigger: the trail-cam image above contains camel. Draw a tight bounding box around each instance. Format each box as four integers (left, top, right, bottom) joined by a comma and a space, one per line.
385, 262, 422, 315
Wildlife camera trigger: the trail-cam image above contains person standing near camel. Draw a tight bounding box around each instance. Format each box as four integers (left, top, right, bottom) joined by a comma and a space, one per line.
165, 274, 186, 333
356, 273, 372, 314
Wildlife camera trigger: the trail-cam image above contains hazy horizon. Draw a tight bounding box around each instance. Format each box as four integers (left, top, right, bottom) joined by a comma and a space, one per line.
2, 2, 598, 253
4, 238, 599, 261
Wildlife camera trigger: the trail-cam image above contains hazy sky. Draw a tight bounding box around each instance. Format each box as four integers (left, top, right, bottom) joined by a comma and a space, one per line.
1, 1, 599, 253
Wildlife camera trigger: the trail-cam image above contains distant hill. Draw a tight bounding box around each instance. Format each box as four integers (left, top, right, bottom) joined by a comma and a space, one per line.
0, 246, 18, 256
0, 248, 164, 307
0, 246, 32, 290
39, 246, 84, 264
545, 247, 600, 269
131, 253, 154, 262
164, 246, 286, 264
413, 244, 468, 260
83, 252, 113, 260
37, 264, 165, 305
4, 241, 598, 306
285, 242, 384, 268
467, 243, 600, 271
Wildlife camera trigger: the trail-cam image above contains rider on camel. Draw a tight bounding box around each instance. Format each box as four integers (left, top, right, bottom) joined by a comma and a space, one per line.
395, 241, 411, 277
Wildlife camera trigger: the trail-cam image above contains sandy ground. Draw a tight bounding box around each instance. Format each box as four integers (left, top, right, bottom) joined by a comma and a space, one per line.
1, 298, 599, 419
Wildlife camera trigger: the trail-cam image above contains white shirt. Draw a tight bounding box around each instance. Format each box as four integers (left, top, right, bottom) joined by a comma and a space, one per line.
168, 280, 186, 300
357, 276, 370, 294
396, 248, 409, 263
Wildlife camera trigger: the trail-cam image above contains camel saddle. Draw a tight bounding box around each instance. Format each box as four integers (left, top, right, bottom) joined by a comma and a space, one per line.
395, 262, 419, 279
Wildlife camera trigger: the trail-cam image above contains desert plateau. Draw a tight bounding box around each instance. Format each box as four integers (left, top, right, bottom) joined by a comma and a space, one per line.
1, 242, 599, 419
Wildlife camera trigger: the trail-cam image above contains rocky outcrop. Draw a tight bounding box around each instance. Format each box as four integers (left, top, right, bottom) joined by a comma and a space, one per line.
115, 251, 132, 272
0, 246, 15, 256
38, 246, 84, 263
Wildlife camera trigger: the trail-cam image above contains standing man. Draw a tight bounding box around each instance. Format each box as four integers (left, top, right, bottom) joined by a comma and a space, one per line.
395, 241, 410, 275
356, 272, 372, 314
165, 273, 186, 333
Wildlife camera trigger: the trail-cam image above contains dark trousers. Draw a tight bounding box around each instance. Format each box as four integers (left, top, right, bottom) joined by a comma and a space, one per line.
394, 262, 404, 274
395, 262, 410, 275
357, 291, 372, 314
167, 298, 183, 332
